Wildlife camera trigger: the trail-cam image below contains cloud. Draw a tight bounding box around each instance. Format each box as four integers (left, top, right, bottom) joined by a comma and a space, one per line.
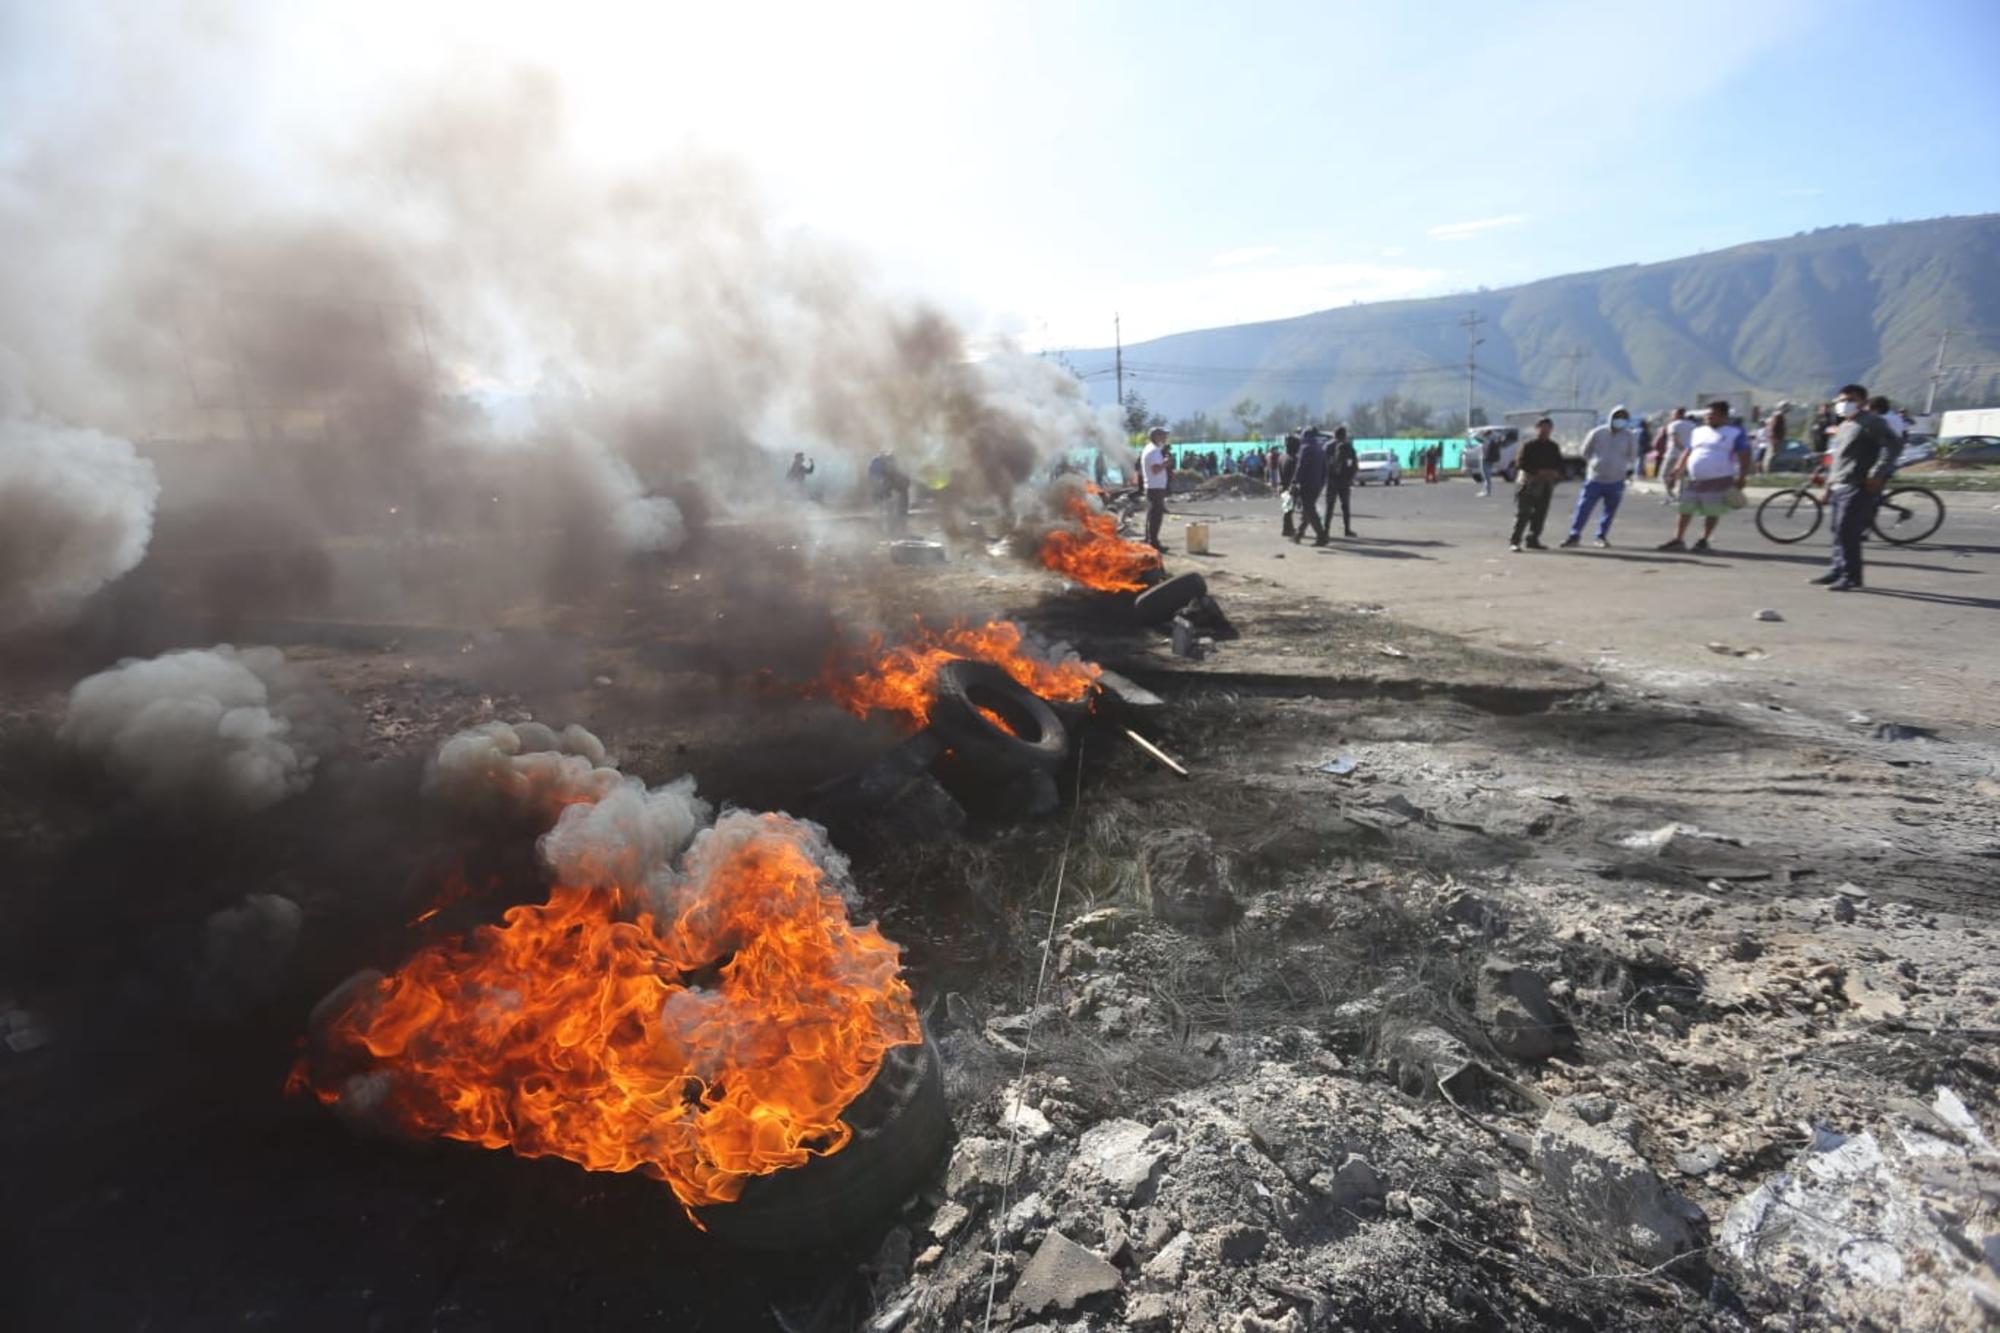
1379, 246, 1406, 258
1210, 244, 1279, 268
1427, 214, 1530, 241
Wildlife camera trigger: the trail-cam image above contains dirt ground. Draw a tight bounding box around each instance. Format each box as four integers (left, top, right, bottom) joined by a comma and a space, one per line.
2, 505, 1996, 1331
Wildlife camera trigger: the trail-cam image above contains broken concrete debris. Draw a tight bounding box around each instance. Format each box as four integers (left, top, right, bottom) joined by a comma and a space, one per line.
1012, 1230, 1123, 1314
1531, 1095, 1704, 1268
1136, 828, 1237, 928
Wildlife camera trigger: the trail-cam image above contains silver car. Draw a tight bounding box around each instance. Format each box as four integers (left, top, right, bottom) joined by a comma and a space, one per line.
1354, 450, 1403, 485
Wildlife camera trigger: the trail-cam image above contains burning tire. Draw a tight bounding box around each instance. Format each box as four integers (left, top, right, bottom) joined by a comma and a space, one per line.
927, 659, 1069, 773
695, 1034, 948, 1251
1131, 571, 1207, 627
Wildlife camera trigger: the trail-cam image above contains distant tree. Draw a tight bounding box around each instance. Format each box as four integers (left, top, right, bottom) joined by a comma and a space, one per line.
1169, 411, 1226, 442
1122, 391, 1154, 437
1231, 397, 1265, 438
1263, 399, 1312, 435
1346, 400, 1382, 439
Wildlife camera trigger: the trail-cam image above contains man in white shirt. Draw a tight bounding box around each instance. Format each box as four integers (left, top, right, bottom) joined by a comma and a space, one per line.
1141, 427, 1172, 552
1657, 400, 1750, 552
1560, 404, 1640, 547
1660, 407, 1696, 502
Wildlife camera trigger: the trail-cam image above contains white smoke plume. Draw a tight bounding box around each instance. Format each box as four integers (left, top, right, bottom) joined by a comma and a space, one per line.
59, 645, 327, 814
0, 416, 160, 629
426, 719, 710, 898
3, 44, 1122, 632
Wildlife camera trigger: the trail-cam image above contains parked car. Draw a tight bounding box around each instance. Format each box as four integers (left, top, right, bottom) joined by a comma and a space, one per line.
1354, 450, 1402, 485
1936, 434, 2000, 464
1462, 426, 1521, 482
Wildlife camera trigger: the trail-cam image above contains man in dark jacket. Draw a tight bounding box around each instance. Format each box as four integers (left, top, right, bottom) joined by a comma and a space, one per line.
1509, 418, 1564, 551
1811, 383, 1902, 591
1292, 427, 1332, 546
1323, 425, 1359, 537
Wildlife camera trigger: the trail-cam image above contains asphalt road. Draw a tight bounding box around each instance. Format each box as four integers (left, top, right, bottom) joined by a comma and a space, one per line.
1163, 475, 2000, 736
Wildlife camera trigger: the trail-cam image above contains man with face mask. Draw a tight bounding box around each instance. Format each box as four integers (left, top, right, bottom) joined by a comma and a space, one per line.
1560, 405, 1640, 547
1813, 383, 1902, 591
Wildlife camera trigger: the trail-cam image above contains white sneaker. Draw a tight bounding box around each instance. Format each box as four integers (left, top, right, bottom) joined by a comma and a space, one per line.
1593, 538, 1610, 548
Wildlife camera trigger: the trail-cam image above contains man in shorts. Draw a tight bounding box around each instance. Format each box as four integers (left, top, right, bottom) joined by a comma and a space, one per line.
1657, 401, 1749, 552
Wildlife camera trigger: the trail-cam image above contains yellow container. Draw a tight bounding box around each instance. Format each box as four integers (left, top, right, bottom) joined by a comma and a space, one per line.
1185, 521, 1211, 554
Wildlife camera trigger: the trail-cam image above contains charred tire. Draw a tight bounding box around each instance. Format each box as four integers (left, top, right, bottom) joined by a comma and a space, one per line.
1131, 571, 1207, 627
695, 1035, 949, 1251
927, 659, 1069, 773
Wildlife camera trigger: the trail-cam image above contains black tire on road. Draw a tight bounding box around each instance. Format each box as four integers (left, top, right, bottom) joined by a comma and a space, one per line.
1871, 486, 1945, 545
927, 658, 1069, 773
695, 1036, 949, 1251
1131, 571, 1208, 627
1755, 488, 1824, 544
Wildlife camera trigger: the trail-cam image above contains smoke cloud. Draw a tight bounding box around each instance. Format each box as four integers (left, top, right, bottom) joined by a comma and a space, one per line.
3, 49, 1120, 634
59, 645, 329, 814
0, 416, 160, 630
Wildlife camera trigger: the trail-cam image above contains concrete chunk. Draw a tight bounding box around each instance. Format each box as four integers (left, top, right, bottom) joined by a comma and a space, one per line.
1011, 1231, 1122, 1315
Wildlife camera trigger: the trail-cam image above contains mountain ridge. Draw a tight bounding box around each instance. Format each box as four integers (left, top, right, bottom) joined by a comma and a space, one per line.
1062, 214, 2000, 425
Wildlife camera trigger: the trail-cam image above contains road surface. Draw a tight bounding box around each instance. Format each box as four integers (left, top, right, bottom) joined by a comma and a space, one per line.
1162, 475, 2000, 737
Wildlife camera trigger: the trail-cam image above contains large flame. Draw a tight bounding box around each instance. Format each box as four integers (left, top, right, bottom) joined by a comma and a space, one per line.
826, 617, 1100, 729
297, 812, 920, 1211
1037, 487, 1161, 593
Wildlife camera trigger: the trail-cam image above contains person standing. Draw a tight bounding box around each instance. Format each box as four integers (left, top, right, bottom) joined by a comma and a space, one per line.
1292, 427, 1332, 546
1813, 384, 1903, 591
1324, 425, 1359, 537
1561, 405, 1640, 547
1278, 434, 1301, 537
786, 451, 816, 489
1870, 395, 1908, 445
1660, 407, 1695, 503
1477, 432, 1499, 496
1761, 403, 1790, 473
1508, 418, 1564, 551
1140, 427, 1172, 551
1657, 400, 1749, 552
1808, 402, 1835, 460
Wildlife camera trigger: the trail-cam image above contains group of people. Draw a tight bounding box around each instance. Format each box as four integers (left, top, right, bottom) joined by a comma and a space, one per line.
1175, 446, 1272, 481
1503, 387, 1904, 589
1276, 425, 1360, 546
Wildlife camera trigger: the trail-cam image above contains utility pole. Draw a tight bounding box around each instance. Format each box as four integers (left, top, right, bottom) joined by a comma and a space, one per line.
1554, 346, 1588, 409
1460, 310, 1485, 431
1114, 313, 1125, 419
1924, 329, 1954, 415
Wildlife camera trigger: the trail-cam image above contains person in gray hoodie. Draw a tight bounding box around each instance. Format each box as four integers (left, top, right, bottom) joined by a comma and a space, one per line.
1560, 404, 1640, 547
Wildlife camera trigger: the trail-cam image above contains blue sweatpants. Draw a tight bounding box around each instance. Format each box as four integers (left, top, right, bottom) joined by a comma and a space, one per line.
1567, 479, 1627, 539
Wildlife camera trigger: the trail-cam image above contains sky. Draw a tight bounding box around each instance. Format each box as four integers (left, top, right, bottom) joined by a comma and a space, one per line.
5, 0, 2000, 351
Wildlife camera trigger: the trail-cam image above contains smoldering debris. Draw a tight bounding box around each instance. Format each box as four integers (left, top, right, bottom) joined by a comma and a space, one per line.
0, 416, 160, 630
58, 645, 329, 815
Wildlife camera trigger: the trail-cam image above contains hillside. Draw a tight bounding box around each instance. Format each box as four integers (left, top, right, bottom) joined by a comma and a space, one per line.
1064, 215, 2000, 425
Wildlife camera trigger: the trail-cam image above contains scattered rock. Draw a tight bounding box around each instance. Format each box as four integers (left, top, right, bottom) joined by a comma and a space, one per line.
1533, 1096, 1703, 1267
927, 1201, 968, 1240
1474, 960, 1575, 1062
1872, 722, 1938, 742
1753, 609, 1783, 622
1142, 1230, 1193, 1285
1125, 1292, 1174, 1328
1326, 1155, 1388, 1210
1000, 1098, 1054, 1144
1137, 829, 1238, 929
1674, 1145, 1723, 1177
946, 1137, 1020, 1200
1234, 1311, 1305, 1333
1066, 906, 1141, 947
1074, 1118, 1169, 1204
1010, 1231, 1122, 1315
1217, 1223, 1267, 1264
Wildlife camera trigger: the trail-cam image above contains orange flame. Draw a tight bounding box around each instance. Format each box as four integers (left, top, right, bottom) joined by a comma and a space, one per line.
826, 618, 1100, 729
1037, 488, 1161, 593
297, 814, 919, 1211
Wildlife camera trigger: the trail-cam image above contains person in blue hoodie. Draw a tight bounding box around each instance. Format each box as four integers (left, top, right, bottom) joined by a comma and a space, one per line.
1291, 427, 1332, 546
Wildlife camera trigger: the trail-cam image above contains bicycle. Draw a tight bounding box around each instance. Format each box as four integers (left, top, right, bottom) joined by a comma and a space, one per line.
1754, 473, 1945, 546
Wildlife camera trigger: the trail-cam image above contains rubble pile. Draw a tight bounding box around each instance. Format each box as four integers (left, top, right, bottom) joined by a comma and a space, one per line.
860, 849, 2000, 1331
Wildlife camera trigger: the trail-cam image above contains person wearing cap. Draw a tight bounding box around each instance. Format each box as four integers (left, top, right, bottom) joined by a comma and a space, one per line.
1323, 425, 1359, 537
1291, 427, 1332, 546
1140, 427, 1172, 551
1560, 405, 1640, 547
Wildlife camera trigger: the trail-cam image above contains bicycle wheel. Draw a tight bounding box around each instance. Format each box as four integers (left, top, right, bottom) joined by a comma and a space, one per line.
1755, 488, 1823, 544
1872, 487, 1944, 545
